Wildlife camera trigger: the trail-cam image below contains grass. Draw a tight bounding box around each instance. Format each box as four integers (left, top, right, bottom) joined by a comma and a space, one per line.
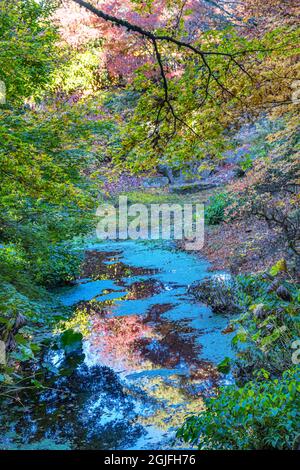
112, 188, 217, 206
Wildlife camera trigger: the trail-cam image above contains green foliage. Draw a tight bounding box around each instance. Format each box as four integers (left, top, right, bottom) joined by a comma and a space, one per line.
0, 281, 40, 324
0, 1, 110, 385
30, 241, 84, 287
113, 23, 300, 171
0, 0, 58, 104
0, 0, 299, 438
122, 190, 183, 205
51, 49, 107, 94
205, 192, 230, 225
239, 153, 253, 172
217, 357, 231, 374
0, 278, 56, 379
0, 104, 97, 291
177, 367, 300, 450
269, 259, 287, 277
179, 270, 300, 450
232, 273, 300, 377
59, 329, 83, 356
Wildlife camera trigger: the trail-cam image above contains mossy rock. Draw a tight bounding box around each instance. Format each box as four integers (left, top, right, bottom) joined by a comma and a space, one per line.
189, 275, 242, 313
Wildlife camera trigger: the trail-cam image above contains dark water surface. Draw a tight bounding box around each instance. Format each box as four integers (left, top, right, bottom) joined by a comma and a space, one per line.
1, 240, 234, 450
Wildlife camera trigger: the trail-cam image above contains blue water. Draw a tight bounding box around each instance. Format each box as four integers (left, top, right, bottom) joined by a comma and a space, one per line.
59, 240, 234, 363
57, 239, 234, 449
1, 239, 235, 450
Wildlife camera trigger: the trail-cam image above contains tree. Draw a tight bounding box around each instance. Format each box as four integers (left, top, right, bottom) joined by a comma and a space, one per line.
0, 0, 59, 104
60, 0, 299, 169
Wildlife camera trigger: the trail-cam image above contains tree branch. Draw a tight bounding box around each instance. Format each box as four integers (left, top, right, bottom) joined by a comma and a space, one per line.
70, 0, 261, 141
72, 0, 253, 58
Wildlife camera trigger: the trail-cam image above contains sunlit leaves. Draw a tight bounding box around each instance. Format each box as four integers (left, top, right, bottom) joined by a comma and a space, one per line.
177, 367, 300, 449
0, 0, 59, 104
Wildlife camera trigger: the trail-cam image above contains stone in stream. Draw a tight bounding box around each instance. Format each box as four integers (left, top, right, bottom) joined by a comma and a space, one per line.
189, 275, 241, 314
157, 162, 214, 186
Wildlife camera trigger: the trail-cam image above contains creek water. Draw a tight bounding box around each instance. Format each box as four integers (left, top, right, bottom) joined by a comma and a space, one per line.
1, 239, 234, 450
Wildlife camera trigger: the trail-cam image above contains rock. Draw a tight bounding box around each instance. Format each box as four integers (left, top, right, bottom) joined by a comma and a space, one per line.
141, 176, 169, 188
198, 168, 214, 180
157, 164, 174, 184
276, 285, 293, 302
189, 275, 241, 314
234, 167, 246, 178
222, 324, 235, 334
157, 161, 216, 187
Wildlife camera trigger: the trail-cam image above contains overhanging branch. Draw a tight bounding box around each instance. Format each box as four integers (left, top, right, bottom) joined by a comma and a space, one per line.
71, 0, 256, 140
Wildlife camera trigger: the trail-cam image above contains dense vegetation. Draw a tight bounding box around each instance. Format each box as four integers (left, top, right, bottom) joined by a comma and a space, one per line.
0, 0, 299, 450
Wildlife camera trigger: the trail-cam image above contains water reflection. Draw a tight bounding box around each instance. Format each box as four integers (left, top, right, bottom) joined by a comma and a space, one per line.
85, 305, 218, 380
66, 243, 233, 448
1, 240, 234, 450
82, 249, 159, 281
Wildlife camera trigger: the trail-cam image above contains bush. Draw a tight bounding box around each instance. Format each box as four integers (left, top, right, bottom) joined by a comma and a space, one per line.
232, 273, 300, 380
177, 367, 300, 450
32, 241, 83, 287
205, 192, 230, 225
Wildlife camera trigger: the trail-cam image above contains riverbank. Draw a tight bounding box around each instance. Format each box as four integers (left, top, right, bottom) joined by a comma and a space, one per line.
1, 179, 299, 450
116, 185, 289, 275
111, 183, 300, 449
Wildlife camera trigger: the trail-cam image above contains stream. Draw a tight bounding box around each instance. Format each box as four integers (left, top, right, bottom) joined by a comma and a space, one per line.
1, 239, 235, 450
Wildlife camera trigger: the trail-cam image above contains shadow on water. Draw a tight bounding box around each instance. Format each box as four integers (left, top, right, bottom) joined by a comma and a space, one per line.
1, 240, 235, 450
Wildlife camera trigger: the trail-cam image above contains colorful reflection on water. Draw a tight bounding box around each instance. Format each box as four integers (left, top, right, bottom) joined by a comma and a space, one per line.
63, 240, 234, 448
1, 240, 235, 450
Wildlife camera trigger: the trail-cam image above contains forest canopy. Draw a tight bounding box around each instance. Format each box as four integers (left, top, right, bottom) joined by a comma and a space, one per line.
0, 0, 299, 452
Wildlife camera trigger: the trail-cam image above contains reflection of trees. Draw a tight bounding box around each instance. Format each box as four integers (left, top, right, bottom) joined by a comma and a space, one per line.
73, 249, 219, 438
82, 250, 158, 281
89, 315, 155, 371
123, 279, 162, 300
0, 365, 143, 450
86, 304, 218, 385
61, 305, 91, 336
138, 376, 205, 431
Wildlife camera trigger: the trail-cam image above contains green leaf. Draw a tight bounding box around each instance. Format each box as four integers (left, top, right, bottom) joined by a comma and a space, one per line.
59, 329, 83, 356
217, 357, 231, 374
269, 259, 287, 276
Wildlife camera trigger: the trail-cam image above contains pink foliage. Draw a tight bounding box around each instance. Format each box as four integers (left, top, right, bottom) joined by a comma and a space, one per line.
54, 0, 223, 81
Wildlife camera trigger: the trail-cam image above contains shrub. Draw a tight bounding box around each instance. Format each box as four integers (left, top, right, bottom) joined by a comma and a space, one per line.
239, 153, 254, 172
177, 367, 300, 450
32, 241, 83, 287
205, 192, 230, 225
232, 273, 300, 380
